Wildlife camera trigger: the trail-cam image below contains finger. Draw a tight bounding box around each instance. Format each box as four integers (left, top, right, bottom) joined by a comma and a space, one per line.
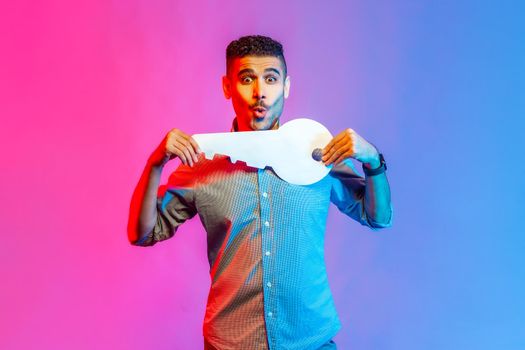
322, 139, 335, 157
172, 142, 193, 167
176, 140, 194, 166
188, 136, 202, 162
322, 133, 344, 156
324, 145, 343, 165
177, 135, 199, 163
333, 150, 355, 166
322, 140, 337, 161
178, 138, 199, 165
168, 144, 188, 165
323, 137, 347, 161
328, 143, 354, 165
325, 142, 350, 165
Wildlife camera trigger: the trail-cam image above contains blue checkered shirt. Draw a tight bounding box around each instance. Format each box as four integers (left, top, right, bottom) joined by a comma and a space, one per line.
135, 134, 392, 350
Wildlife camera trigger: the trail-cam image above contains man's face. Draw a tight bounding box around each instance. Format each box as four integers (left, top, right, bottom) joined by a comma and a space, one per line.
223, 55, 290, 131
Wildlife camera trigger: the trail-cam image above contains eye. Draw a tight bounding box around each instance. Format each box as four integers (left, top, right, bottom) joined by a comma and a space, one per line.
240, 76, 253, 84
266, 75, 278, 83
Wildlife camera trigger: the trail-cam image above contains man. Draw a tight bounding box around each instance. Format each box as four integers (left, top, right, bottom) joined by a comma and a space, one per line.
128, 35, 392, 350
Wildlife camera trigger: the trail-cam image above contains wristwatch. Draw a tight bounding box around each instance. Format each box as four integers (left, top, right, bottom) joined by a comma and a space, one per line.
362, 153, 387, 176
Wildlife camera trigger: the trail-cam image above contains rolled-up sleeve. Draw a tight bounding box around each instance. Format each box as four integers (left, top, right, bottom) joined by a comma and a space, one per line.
329, 160, 393, 230
134, 165, 198, 246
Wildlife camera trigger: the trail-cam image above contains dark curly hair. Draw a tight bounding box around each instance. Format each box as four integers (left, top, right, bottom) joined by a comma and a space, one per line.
226, 35, 287, 76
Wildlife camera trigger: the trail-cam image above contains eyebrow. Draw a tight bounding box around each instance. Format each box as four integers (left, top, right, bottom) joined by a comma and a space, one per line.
238, 68, 282, 77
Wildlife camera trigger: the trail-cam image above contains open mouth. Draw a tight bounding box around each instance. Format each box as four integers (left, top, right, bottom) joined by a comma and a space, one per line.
253, 107, 267, 118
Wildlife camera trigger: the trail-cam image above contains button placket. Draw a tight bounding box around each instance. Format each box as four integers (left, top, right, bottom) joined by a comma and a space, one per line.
258, 169, 278, 336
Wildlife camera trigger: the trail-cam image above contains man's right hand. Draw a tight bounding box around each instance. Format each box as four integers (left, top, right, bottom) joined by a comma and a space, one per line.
149, 129, 202, 168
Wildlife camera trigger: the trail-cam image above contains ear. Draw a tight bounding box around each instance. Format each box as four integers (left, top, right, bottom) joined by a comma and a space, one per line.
222, 75, 231, 99
284, 75, 291, 99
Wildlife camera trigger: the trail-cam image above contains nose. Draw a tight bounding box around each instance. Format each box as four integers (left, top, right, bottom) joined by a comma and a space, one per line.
253, 78, 266, 99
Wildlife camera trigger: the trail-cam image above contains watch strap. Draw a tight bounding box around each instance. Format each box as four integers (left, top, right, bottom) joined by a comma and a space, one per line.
362, 153, 387, 176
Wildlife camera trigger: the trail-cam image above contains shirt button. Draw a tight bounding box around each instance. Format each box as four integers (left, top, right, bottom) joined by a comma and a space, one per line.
267, 282, 272, 287
262, 192, 268, 198
265, 251, 271, 256
268, 311, 273, 317
264, 221, 270, 227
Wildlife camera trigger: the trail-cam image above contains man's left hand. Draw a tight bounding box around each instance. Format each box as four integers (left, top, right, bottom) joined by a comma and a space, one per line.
322, 128, 380, 168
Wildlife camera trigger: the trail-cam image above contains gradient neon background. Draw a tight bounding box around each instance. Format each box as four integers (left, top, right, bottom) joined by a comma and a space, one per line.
1, 0, 524, 349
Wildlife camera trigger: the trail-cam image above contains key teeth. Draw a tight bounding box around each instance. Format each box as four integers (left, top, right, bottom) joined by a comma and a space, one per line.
204, 152, 214, 160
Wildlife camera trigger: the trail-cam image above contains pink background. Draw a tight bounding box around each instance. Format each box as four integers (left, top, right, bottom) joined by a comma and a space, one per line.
1, 0, 524, 349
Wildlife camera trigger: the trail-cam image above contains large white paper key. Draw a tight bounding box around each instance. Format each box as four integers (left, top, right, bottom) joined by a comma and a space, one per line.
192, 118, 333, 185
